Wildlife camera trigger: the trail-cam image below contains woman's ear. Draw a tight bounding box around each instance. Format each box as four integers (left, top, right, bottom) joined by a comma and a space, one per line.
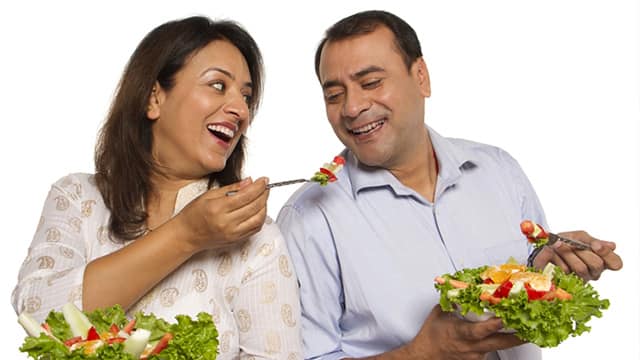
146, 82, 164, 120
414, 57, 431, 98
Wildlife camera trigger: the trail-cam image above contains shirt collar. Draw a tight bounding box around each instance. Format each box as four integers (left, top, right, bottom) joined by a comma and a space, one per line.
174, 178, 210, 215
346, 125, 477, 199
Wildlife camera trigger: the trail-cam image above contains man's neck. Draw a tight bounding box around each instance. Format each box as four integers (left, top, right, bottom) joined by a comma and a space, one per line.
388, 134, 438, 203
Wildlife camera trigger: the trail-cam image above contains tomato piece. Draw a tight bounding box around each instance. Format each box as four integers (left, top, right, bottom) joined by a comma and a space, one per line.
492, 281, 513, 298
483, 278, 494, 284
520, 220, 535, 236
86, 326, 100, 341
333, 155, 345, 165
525, 283, 552, 300
319, 168, 337, 182
109, 324, 119, 336
123, 318, 136, 334
107, 337, 126, 344
64, 336, 83, 347
150, 333, 174, 355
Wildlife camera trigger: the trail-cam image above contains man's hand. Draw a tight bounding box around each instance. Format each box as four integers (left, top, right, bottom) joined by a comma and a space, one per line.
403, 305, 524, 360
532, 230, 623, 281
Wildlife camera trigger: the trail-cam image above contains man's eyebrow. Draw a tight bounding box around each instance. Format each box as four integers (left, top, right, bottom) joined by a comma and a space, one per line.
322, 65, 385, 90
202, 67, 253, 89
353, 65, 385, 79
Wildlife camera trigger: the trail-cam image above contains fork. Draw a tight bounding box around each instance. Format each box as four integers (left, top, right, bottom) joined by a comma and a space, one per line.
226, 178, 309, 196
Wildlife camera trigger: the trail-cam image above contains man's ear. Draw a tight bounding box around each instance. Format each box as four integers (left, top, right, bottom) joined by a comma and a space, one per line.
146, 82, 164, 120
414, 57, 431, 98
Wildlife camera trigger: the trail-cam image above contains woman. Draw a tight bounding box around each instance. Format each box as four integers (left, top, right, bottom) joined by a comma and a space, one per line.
12, 16, 302, 358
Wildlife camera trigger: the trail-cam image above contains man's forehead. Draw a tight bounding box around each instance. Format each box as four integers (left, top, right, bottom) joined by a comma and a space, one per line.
318, 29, 399, 83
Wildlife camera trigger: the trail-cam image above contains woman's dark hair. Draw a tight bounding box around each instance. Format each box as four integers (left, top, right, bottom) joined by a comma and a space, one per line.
314, 10, 422, 78
95, 16, 263, 241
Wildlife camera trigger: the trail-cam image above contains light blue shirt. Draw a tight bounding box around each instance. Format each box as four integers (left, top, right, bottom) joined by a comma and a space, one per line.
277, 127, 546, 360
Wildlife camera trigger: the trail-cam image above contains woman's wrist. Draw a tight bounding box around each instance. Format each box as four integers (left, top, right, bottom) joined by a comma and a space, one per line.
162, 214, 202, 257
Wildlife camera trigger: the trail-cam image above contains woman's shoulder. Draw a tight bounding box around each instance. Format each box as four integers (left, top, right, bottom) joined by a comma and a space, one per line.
50, 172, 101, 201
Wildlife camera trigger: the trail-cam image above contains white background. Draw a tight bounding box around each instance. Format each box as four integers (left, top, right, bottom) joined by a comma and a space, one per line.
1, 0, 638, 358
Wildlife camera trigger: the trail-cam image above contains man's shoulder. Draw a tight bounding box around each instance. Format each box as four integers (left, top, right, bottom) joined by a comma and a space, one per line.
445, 136, 519, 167
281, 178, 351, 214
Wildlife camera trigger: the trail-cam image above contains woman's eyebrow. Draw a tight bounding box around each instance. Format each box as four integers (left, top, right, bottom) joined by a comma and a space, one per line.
201, 67, 252, 89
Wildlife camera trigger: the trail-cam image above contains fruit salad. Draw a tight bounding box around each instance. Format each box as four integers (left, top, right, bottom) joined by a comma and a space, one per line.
17, 303, 218, 359
434, 259, 609, 347
310, 155, 345, 186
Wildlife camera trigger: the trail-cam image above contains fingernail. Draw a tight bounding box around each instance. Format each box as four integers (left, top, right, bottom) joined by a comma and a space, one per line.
591, 242, 601, 251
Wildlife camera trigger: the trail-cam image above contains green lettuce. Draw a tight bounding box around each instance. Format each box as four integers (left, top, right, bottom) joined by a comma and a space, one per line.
435, 265, 609, 348
19, 305, 218, 359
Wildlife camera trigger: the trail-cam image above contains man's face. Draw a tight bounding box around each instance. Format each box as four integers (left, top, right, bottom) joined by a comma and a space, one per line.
318, 26, 430, 169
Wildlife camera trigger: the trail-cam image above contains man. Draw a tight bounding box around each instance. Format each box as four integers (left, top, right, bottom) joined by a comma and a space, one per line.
276, 10, 622, 360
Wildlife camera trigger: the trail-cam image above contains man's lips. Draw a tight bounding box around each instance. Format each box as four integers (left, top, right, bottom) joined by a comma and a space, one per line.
348, 119, 386, 136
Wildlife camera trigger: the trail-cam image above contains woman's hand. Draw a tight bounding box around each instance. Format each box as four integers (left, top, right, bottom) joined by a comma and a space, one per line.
174, 177, 270, 254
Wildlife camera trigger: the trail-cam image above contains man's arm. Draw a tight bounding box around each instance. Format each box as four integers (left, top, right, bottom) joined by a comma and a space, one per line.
503, 149, 623, 280
277, 204, 351, 359
344, 306, 524, 360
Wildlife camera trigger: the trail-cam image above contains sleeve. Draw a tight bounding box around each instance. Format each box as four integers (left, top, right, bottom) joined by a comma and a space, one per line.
499, 149, 549, 253
11, 176, 89, 323
276, 204, 351, 360
233, 220, 303, 359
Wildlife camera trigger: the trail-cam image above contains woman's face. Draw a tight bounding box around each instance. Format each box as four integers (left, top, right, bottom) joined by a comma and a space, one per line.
148, 40, 253, 180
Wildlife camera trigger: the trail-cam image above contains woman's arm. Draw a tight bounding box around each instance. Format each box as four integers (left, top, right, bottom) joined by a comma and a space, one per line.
82, 217, 196, 312
12, 176, 91, 322
84, 178, 270, 312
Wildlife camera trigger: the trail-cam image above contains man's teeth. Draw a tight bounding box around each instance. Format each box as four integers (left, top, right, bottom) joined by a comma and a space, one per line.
207, 124, 235, 138
351, 120, 384, 135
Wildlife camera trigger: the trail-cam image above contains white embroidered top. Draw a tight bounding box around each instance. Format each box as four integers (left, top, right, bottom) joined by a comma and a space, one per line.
12, 173, 302, 359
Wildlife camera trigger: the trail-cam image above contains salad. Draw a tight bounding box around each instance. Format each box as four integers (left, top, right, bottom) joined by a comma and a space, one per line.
434, 259, 609, 347
18, 303, 218, 359
310, 155, 345, 186
520, 220, 549, 248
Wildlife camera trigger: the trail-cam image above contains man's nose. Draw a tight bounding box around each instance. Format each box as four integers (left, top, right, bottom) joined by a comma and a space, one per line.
341, 89, 370, 119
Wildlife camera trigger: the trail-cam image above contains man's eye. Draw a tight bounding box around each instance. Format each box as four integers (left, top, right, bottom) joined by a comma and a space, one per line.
325, 92, 343, 103
211, 81, 225, 91
362, 79, 381, 89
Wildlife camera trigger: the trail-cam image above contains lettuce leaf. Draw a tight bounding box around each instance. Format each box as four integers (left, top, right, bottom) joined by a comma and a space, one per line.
19, 305, 218, 359
149, 313, 218, 360
86, 304, 128, 334
434, 265, 609, 347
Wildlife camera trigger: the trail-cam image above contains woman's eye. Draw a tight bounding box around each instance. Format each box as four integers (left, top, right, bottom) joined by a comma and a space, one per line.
211, 81, 225, 91
243, 94, 253, 105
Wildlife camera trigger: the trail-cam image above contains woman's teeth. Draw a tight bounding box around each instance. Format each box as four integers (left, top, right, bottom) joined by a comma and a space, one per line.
350, 120, 385, 135
207, 124, 235, 141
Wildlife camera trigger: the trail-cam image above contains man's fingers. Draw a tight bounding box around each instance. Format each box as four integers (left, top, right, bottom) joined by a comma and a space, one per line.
532, 246, 569, 273
473, 333, 526, 353
590, 240, 623, 270
552, 243, 593, 279
456, 317, 504, 341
